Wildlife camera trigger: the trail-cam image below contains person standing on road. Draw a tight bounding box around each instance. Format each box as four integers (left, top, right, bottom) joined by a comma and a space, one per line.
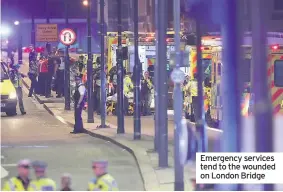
46, 52, 56, 98
141, 71, 153, 116
88, 161, 119, 191
38, 56, 48, 96
71, 76, 86, 134
55, 50, 65, 98
2, 159, 31, 191
9, 64, 27, 115
188, 73, 200, 121
28, 161, 56, 191
28, 46, 38, 97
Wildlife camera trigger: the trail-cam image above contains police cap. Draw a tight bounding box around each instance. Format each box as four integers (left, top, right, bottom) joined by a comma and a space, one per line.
32, 160, 47, 170
18, 159, 31, 167
92, 160, 108, 167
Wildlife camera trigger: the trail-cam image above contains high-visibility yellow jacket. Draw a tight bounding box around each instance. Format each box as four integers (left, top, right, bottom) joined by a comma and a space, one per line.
2, 177, 29, 191
88, 174, 119, 191
28, 177, 56, 191
124, 75, 133, 96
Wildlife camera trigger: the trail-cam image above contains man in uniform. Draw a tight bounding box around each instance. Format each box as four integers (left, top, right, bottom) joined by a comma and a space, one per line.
28, 45, 38, 97
9, 64, 26, 115
71, 76, 86, 134
28, 161, 56, 191
2, 159, 31, 191
123, 72, 134, 115
88, 161, 118, 191
60, 173, 72, 191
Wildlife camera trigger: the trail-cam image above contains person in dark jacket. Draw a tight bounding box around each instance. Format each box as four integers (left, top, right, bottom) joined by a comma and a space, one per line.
28, 46, 38, 97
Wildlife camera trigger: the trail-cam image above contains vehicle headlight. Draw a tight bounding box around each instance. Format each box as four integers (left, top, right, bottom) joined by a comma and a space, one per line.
9, 92, 17, 99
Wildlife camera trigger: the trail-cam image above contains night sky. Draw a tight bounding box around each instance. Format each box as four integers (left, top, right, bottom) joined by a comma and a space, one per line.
1, 0, 96, 22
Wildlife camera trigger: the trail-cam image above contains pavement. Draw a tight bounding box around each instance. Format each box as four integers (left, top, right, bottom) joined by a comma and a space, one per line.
20, 75, 222, 191
1, 84, 144, 191
18, 55, 222, 190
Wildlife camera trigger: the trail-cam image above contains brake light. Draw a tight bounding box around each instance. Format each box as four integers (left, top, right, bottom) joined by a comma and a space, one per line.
272, 45, 279, 50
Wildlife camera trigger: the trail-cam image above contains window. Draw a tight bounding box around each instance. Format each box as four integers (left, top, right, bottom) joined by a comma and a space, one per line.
242, 59, 251, 83
274, 0, 283, 11
217, 63, 222, 76
274, 60, 283, 87
203, 59, 211, 78
213, 62, 216, 83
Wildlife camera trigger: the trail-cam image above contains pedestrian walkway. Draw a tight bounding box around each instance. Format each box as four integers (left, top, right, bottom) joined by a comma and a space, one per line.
22, 77, 222, 191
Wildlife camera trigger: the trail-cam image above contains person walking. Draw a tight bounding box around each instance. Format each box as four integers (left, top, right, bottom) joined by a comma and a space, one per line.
2, 159, 31, 191
70, 76, 86, 134
9, 64, 26, 115
28, 46, 38, 97
28, 161, 56, 191
87, 161, 119, 191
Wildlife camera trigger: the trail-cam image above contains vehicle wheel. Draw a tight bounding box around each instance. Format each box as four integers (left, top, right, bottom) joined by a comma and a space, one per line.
6, 108, 17, 116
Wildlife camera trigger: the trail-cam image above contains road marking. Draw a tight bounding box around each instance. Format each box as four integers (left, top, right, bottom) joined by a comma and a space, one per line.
2, 164, 17, 167
1, 145, 49, 148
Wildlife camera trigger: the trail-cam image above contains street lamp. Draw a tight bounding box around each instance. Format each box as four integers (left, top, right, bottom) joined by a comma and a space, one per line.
14, 21, 22, 65
82, 0, 88, 6
14, 21, 20, 26
85, 0, 94, 123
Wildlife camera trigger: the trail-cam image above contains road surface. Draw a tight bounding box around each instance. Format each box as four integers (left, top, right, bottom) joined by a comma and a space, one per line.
1, 87, 144, 191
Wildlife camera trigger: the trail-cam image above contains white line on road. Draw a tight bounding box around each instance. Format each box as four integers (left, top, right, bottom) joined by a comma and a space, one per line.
1, 145, 49, 148
2, 164, 17, 167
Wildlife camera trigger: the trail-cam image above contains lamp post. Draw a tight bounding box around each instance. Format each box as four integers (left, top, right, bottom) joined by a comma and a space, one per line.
133, 0, 141, 140
64, 0, 71, 110
83, 0, 94, 123
14, 21, 22, 65
116, 0, 125, 134
97, 0, 109, 128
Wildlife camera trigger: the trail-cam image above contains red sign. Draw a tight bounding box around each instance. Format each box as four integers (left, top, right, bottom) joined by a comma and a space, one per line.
59, 28, 76, 46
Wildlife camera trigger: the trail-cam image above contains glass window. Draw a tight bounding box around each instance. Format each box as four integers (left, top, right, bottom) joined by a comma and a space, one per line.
274, 0, 283, 11
274, 60, 283, 87
203, 59, 211, 77
242, 59, 251, 82
217, 63, 222, 76
213, 62, 216, 83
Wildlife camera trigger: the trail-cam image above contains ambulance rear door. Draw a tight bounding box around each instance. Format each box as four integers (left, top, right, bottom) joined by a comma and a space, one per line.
269, 45, 283, 115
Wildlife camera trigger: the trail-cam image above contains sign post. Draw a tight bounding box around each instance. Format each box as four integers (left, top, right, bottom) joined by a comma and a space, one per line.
60, 28, 76, 111
36, 24, 58, 42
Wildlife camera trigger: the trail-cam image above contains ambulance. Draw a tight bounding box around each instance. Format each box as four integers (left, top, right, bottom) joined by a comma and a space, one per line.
183, 35, 220, 124
210, 32, 283, 124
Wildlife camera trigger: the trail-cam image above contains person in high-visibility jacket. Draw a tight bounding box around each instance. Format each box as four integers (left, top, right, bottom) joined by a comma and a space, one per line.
2, 159, 31, 191
28, 161, 56, 191
88, 161, 118, 191
123, 72, 134, 115
187, 74, 200, 121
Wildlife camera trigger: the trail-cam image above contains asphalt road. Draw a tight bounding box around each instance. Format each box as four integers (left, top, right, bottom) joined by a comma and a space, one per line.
1, 88, 144, 191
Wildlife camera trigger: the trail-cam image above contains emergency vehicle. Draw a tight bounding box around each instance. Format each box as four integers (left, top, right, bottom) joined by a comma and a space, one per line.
210, 32, 283, 123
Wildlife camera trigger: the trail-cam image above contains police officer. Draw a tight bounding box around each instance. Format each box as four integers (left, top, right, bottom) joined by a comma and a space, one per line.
2, 159, 31, 191
9, 64, 26, 115
28, 161, 56, 191
123, 72, 134, 115
88, 161, 118, 191
71, 76, 86, 134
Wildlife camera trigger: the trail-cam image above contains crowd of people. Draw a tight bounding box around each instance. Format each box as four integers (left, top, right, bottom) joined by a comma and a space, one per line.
2, 159, 118, 191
